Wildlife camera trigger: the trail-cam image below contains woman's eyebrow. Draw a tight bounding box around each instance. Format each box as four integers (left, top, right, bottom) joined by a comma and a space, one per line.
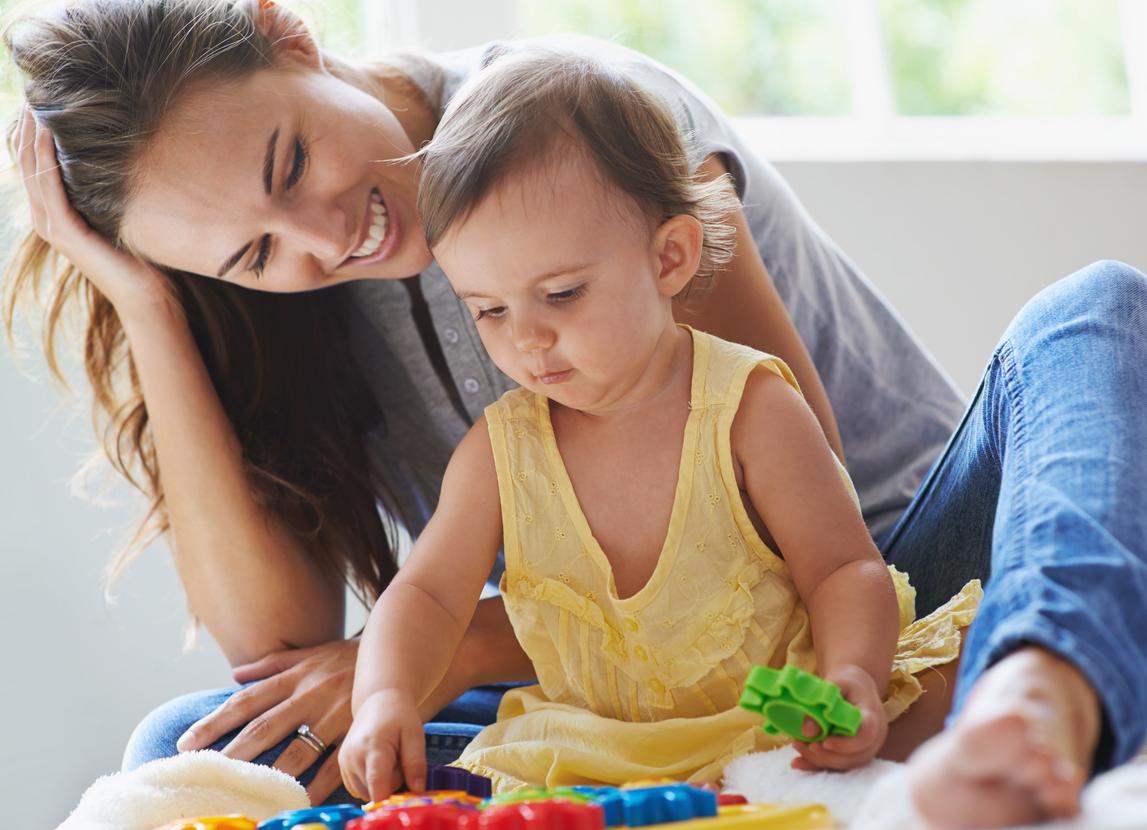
261, 126, 280, 195
217, 126, 281, 278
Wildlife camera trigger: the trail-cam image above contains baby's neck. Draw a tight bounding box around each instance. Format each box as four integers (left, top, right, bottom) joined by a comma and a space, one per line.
557, 324, 693, 426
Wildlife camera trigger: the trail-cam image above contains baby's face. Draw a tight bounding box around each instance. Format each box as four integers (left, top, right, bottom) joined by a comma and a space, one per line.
434, 150, 677, 414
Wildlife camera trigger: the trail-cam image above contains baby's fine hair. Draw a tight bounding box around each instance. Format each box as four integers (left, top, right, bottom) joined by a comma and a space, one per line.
418, 48, 739, 295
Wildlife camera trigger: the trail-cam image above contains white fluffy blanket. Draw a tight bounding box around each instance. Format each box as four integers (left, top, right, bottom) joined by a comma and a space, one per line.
724, 746, 1147, 829
56, 751, 309, 830
57, 746, 1147, 830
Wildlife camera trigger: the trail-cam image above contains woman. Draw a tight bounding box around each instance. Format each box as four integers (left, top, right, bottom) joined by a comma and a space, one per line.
5, 1, 1144, 826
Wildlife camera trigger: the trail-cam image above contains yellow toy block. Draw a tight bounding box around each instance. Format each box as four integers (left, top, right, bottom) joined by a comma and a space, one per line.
640, 803, 833, 830
154, 817, 256, 830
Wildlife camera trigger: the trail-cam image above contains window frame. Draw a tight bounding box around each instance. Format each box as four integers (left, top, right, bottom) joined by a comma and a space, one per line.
357, 0, 1147, 161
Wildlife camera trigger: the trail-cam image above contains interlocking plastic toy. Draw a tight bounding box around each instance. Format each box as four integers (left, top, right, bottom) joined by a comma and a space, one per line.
348, 803, 480, 830
690, 803, 830, 830
484, 783, 716, 828
367, 791, 483, 811
348, 798, 829, 830
180, 767, 829, 830
738, 665, 861, 742
156, 818, 257, 830
349, 801, 604, 830
257, 804, 365, 830
426, 765, 495, 798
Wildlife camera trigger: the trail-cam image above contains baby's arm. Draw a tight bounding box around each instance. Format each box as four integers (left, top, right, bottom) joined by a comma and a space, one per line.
733, 368, 898, 769
339, 419, 503, 800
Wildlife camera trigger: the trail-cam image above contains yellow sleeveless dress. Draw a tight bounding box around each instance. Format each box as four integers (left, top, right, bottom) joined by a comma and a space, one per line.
454, 327, 981, 792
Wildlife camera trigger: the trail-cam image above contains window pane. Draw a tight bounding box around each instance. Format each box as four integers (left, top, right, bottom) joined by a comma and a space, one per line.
296, 0, 369, 59
881, 0, 1130, 116
517, 0, 850, 116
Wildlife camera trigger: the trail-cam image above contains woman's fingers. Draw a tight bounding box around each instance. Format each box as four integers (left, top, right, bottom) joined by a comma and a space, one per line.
233, 646, 313, 684
218, 695, 303, 762
305, 750, 345, 806
272, 710, 349, 779
18, 111, 48, 231
176, 676, 290, 752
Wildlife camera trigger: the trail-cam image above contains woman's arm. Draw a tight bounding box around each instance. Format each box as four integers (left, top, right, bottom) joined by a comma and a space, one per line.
18, 108, 342, 665
121, 302, 345, 664
676, 155, 845, 462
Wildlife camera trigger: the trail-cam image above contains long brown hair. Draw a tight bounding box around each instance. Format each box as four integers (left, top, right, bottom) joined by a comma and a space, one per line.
2, 0, 398, 604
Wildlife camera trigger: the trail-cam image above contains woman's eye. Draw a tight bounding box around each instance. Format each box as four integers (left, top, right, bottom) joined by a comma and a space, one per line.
250, 235, 271, 279
286, 137, 308, 189
549, 285, 586, 303
476, 306, 507, 321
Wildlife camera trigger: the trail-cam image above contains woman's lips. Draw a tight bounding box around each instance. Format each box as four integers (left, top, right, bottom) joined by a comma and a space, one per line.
342, 189, 400, 267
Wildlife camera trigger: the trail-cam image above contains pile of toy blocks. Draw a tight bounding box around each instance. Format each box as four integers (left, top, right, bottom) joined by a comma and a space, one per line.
156, 764, 830, 830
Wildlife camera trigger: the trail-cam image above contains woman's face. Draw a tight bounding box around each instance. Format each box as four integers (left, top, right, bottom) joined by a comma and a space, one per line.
121, 61, 433, 291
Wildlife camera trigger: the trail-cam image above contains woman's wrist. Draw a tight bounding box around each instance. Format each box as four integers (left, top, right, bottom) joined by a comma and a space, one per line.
114, 286, 188, 338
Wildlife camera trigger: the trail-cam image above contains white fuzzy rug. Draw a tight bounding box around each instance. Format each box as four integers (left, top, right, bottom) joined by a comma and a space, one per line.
723, 746, 1147, 829
55, 751, 308, 830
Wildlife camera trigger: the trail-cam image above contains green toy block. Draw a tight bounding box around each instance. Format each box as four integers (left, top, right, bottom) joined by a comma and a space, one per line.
738, 665, 861, 742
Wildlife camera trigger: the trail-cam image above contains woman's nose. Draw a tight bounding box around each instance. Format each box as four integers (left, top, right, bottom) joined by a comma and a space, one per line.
281, 203, 351, 264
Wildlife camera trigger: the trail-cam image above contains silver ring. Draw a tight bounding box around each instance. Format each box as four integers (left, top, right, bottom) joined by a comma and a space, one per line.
295, 723, 326, 755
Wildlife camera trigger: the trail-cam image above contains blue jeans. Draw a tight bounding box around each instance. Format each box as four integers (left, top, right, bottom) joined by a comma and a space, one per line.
122, 684, 514, 805
124, 261, 1147, 786
879, 260, 1147, 772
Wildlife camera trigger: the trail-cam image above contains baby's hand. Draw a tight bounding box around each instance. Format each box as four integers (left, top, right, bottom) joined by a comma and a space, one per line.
339, 689, 426, 802
790, 665, 888, 772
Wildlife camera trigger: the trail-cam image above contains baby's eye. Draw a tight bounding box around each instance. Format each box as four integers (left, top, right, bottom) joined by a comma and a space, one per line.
549, 285, 586, 303
475, 306, 507, 321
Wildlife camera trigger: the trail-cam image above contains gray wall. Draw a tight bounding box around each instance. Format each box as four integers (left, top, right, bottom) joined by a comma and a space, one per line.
3, 159, 1145, 826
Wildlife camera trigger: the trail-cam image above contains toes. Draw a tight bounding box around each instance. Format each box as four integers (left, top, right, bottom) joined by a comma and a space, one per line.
906, 710, 1084, 830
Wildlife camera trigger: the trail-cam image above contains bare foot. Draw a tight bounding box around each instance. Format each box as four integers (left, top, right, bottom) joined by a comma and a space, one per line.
906, 647, 1101, 829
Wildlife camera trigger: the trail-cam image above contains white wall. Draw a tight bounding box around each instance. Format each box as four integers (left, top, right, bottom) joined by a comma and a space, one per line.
2, 159, 1145, 826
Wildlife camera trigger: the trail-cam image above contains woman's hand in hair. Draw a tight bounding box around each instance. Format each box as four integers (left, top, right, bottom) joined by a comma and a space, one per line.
16, 105, 170, 316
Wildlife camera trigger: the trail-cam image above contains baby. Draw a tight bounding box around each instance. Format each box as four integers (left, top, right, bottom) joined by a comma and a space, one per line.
339, 48, 979, 800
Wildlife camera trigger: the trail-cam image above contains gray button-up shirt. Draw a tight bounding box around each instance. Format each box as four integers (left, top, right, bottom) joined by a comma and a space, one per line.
345, 35, 966, 547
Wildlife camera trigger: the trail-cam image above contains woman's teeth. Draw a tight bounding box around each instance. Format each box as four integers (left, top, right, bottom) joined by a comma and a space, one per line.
350, 191, 389, 258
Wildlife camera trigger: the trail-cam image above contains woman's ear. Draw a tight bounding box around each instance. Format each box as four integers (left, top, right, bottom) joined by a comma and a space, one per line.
244, 0, 324, 70
652, 214, 704, 298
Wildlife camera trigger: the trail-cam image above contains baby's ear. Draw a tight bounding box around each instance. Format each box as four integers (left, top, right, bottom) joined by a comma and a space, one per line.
653, 214, 704, 298
242, 0, 323, 69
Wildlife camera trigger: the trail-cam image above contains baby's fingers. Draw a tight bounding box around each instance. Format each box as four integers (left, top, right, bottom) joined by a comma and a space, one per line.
400, 719, 427, 793
793, 733, 875, 771
365, 750, 403, 803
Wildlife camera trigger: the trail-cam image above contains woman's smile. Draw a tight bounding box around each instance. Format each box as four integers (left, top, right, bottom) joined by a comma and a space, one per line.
340, 188, 400, 268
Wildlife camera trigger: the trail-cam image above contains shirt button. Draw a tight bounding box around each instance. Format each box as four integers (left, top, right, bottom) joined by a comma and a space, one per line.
463, 377, 481, 394
443, 327, 460, 345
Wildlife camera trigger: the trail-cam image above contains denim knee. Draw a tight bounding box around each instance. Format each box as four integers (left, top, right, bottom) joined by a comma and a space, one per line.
1003, 259, 1147, 352
121, 688, 234, 771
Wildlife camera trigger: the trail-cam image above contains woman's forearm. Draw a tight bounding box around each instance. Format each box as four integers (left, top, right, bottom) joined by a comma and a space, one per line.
119, 298, 344, 664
